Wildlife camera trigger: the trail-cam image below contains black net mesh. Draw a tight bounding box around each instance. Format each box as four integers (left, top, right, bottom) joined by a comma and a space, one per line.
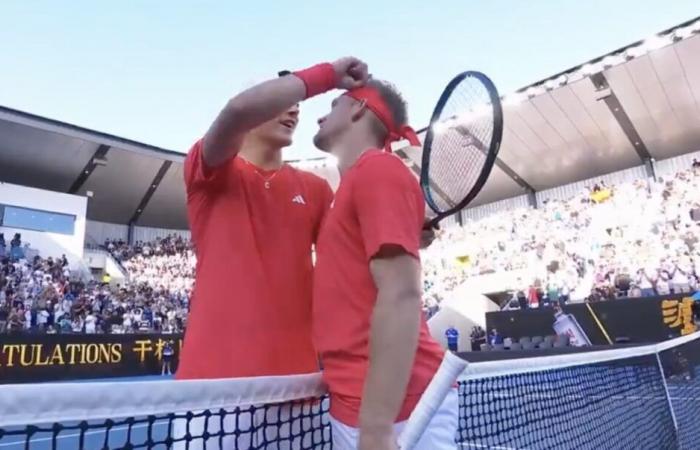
0, 398, 331, 450
658, 336, 700, 450
426, 75, 496, 214
3, 336, 700, 449
458, 354, 679, 450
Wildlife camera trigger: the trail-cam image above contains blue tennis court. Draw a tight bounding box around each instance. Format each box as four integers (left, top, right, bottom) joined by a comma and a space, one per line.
0, 420, 170, 450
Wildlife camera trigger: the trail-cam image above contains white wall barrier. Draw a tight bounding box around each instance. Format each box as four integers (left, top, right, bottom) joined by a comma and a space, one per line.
0, 182, 86, 265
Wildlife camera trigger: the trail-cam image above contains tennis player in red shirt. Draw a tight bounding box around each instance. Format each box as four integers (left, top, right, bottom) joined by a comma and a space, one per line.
178, 58, 369, 381
312, 79, 458, 450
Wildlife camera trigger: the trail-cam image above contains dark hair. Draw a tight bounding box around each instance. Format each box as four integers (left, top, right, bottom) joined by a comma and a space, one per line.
365, 79, 408, 145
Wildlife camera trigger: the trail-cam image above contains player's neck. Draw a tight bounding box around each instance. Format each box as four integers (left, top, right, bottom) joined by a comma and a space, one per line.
239, 145, 283, 170
335, 135, 381, 175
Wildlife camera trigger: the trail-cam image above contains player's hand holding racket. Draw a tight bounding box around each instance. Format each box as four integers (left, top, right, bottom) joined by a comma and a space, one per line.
419, 220, 439, 249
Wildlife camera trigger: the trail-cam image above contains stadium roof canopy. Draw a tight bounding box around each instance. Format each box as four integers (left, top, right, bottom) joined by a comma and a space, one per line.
1, 16, 699, 229
410, 16, 700, 207
0, 107, 189, 228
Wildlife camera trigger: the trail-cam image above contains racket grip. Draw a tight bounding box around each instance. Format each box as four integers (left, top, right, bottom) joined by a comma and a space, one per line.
426, 216, 441, 229
397, 351, 467, 450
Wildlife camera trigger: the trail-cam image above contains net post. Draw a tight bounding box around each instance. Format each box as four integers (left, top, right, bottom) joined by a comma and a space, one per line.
655, 351, 679, 433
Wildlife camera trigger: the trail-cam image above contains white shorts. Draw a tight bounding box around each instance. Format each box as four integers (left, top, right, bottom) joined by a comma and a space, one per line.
330, 388, 458, 450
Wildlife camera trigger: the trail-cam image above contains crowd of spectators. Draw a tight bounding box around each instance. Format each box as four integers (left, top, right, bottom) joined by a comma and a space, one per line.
3, 162, 700, 333
105, 235, 195, 296
0, 234, 189, 335
0, 232, 28, 261
422, 163, 700, 309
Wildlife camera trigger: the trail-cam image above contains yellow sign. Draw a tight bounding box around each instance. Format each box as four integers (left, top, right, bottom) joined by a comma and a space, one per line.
455, 255, 471, 266
0, 338, 183, 368
0, 343, 122, 367
132, 338, 182, 363
590, 189, 612, 204
662, 297, 697, 336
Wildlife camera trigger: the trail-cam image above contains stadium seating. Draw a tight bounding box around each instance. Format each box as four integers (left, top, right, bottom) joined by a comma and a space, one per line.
0, 235, 190, 334
3, 165, 699, 335
420, 165, 700, 314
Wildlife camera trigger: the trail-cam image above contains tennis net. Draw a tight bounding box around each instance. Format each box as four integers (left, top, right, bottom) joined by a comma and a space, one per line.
1, 332, 699, 449
0, 374, 331, 449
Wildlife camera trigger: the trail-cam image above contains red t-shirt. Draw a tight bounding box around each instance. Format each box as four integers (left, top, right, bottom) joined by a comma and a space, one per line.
177, 141, 333, 379
313, 150, 444, 427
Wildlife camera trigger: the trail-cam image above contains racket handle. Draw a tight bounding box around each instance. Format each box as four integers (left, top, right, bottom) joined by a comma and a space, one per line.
397, 351, 467, 450
425, 216, 442, 229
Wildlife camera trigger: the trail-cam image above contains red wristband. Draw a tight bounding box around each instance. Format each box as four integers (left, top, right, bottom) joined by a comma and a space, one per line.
294, 63, 336, 99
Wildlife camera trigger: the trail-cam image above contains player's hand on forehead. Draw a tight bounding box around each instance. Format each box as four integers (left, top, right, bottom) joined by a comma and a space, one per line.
332, 57, 369, 90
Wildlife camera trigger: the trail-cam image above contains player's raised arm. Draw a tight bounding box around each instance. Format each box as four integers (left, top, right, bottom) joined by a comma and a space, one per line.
202, 57, 369, 168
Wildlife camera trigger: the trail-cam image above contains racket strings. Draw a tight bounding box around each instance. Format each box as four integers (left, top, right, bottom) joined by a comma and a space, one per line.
427, 77, 495, 213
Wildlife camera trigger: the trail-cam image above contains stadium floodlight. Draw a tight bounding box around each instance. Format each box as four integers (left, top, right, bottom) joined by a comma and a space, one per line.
642, 34, 672, 52
674, 26, 694, 40
565, 70, 585, 84
526, 86, 541, 98
455, 103, 491, 126
93, 156, 108, 166
602, 54, 624, 69
555, 75, 568, 86
502, 93, 523, 107
624, 44, 646, 59
675, 21, 700, 39
690, 19, 700, 33
544, 79, 557, 90
432, 120, 450, 135
581, 63, 598, 76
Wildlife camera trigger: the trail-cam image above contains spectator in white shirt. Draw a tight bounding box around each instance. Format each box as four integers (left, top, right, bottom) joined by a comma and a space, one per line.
671, 263, 691, 293
85, 313, 97, 334
637, 269, 656, 297
36, 308, 49, 331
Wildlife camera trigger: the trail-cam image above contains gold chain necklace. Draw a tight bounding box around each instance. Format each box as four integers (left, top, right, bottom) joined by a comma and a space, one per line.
240, 157, 282, 189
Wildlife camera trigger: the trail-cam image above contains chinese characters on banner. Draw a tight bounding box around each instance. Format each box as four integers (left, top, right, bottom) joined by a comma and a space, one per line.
662, 297, 697, 336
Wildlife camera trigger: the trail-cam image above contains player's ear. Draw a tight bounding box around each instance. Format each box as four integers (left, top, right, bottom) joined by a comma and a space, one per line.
351, 99, 368, 122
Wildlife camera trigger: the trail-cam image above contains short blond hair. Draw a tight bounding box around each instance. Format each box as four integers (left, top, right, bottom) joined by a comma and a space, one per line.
366, 79, 409, 144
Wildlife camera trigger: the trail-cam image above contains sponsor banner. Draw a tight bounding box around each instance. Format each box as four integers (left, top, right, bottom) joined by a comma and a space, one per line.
486, 294, 697, 345
0, 333, 183, 384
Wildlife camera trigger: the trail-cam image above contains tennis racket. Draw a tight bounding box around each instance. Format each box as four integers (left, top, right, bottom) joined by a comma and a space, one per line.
416, 71, 503, 228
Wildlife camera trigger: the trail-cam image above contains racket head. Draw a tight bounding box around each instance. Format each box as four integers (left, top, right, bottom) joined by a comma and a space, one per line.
421, 71, 503, 223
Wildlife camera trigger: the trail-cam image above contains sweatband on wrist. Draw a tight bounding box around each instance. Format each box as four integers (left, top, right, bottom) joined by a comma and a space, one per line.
294, 63, 336, 99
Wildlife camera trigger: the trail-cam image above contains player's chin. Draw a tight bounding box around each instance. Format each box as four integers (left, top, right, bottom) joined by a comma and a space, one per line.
269, 131, 294, 148
313, 132, 331, 153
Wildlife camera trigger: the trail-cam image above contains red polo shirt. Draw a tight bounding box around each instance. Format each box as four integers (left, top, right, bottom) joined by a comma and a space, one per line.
177, 140, 333, 379
313, 149, 443, 426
